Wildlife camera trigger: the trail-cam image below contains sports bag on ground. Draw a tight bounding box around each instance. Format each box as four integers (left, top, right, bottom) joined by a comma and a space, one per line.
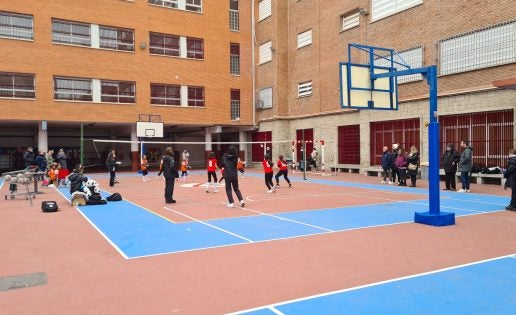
106, 193, 122, 201
41, 201, 59, 212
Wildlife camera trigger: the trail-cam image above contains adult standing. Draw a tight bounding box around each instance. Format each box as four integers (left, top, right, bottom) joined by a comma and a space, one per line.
161, 147, 179, 204
45, 150, 54, 171
56, 149, 68, 170
310, 148, 318, 170
23, 147, 35, 168
106, 149, 117, 187
221, 145, 245, 208
458, 140, 473, 193
442, 143, 460, 191
407, 146, 419, 187
391, 143, 400, 184
503, 148, 516, 211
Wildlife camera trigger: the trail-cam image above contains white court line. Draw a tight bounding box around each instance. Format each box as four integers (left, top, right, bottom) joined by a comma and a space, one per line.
269, 306, 284, 315
163, 206, 254, 243
54, 188, 129, 260
236, 205, 334, 233
226, 253, 516, 315
0, 179, 4, 191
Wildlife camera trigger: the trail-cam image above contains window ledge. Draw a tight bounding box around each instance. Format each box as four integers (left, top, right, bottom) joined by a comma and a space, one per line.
297, 94, 312, 99
54, 99, 136, 105
151, 104, 205, 108
148, 3, 203, 15
0, 97, 35, 101
0, 36, 34, 42
149, 53, 204, 61
258, 60, 272, 66
339, 25, 359, 33
52, 42, 136, 54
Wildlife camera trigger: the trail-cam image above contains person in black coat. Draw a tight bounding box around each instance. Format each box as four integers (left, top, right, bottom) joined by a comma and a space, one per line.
442, 143, 460, 191
504, 148, 516, 211
407, 146, 420, 187
69, 164, 88, 194
220, 145, 245, 208
23, 147, 35, 168
105, 149, 117, 187
161, 147, 179, 204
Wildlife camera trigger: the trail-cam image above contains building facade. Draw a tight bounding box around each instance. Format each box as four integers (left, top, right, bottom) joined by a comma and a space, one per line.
0, 0, 252, 170
254, 0, 516, 171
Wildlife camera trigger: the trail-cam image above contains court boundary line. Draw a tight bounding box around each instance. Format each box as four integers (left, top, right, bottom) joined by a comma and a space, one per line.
54, 188, 129, 260
227, 253, 516, 315
163, 206, 254, 242
0, 179, 4, 191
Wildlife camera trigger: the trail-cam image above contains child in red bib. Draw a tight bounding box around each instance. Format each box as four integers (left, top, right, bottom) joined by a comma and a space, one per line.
263, 153, 275, 193
206, 152, 219, 193
275, 155, 292, 188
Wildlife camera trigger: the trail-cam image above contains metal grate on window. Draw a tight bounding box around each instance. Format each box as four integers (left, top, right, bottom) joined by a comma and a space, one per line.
231, 89, 241, 120
0, 11, 33, 40
297, 29, 312, 49
298, 81, 312, 97
341, 12, 359, 31
439, 20, 516, 75
374, 46, 423, 84
230, 43, 240, 75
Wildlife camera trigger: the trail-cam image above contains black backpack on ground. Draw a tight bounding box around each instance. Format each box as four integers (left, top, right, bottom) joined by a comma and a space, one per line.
106, 193, 122, 201
41, 201, 59, 212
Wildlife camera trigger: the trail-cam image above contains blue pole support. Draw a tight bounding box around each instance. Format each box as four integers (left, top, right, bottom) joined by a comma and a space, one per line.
414, 65, 455, 226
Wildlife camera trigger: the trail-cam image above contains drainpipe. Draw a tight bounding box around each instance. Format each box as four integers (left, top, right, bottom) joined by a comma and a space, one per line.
251, 0, 256, 127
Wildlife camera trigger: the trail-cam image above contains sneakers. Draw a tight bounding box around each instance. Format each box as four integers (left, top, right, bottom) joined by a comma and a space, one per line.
214, 189, 219, 193
239, 200, 245, 207
275, 184, 280, 188
457, 189, 469, 193
266, 190, 273, 193
289, 184, 292, 188
380, 180, 386, 184
387, 181, 393, 185
505, 205, 516, 211
227, 203, 234, 208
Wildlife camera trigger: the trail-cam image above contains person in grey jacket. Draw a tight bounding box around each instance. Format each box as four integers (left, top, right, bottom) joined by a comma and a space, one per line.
56, 149, 67, 170
458, 140, 473, 192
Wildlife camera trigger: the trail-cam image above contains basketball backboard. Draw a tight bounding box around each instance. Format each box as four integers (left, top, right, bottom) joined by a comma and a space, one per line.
136, 121, 163, 138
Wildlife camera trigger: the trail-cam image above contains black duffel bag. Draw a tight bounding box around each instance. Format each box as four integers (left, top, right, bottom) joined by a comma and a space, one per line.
41, 201, 59, 212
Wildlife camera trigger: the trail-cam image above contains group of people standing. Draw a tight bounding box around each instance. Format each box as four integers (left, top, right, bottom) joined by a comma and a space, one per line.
381, 143, 420, 187
21, 147, 68, 186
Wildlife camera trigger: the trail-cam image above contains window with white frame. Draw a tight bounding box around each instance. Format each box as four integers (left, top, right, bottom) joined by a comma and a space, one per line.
371, 0, 423, 22
439, 21, 516, 76
230, 43, 240, 75
229, 0, 239, 31
186, 37, 204, 59
341, 12, 359, 31
0, 72, 35, 99
99, 26, 134, 51
230, 89, 240, 120
101, 80, 135, 103
148, 0, 178, 9
52, 19, 91, 47
298, 81, 312, 97
188, 86, 204, 107
375, 46, 423, 84
150, 83, 181, 105
54, 77, 92, 101
297, 29, 312, 49
149, 32, 180, 56
0, 11, 33, 40
186, 0, 202, 12
259, 41, 272, 64
258, 87, 272, 109
259, 0, 272, 21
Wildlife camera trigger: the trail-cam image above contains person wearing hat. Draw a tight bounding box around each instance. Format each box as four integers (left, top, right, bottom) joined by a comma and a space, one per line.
442, 143, 460, 191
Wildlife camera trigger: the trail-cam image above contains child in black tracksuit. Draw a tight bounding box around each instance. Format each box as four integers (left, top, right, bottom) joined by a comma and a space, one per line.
504, 148, 516, 211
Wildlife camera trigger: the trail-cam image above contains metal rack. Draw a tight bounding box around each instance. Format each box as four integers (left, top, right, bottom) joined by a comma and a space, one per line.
3, 169, 45, 206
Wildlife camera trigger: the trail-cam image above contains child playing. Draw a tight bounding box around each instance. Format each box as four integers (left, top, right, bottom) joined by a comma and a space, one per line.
141, 154, 149, 182
237, 157, 245, 178
275, 155, 292, 188
263, 153, 275, 193
180, 159, 188, 182
47, 162, 59, 188
219, 167, 225, 184
206, 152, 219, 193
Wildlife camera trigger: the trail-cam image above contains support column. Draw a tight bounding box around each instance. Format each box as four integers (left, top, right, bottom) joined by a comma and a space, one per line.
38, 121, 48, 152
205, 128, 212, 161
239, 131, 246, 161
130, 125, 138, 172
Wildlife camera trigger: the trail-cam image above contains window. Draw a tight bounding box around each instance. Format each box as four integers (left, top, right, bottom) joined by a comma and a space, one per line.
439, 21, 516, 75
229, 0, 239, 31
0, 11, 33, 40
150, 83, 181, 105
230, 43, 240, 75
52, 19, 91, 46
298, 81, 312, 97
186, 0, 202, 12
230, 89, 240, 120
54, 77, 92, 101
148, 0, 178, 9
297, 29, 312, 49
0, 72, 35, 98
149, 32, 180, 57
99, 26, 134, 51
101, 80, 135, 103
187, 86, 204, 107
258, 0, 271, 21
375, 46, 423, 84
372, 0, 423, 22
341, 12, 359, 31
186, 37, 204, 59
258, 87, 272, 109
259, 41, 272, 64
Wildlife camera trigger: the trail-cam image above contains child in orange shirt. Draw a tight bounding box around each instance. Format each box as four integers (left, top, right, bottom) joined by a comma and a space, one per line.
180, 159, 188, 182
237, 157, 245, 178
47, 163, 59, 188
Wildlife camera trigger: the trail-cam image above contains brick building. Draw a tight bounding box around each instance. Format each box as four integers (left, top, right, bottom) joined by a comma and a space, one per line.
0, 0, 252, 170
254, 0, 516, 173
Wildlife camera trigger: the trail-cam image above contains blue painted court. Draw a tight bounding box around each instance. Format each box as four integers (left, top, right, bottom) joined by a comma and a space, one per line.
232, 255, 516, 314
56, 177, 509, 259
